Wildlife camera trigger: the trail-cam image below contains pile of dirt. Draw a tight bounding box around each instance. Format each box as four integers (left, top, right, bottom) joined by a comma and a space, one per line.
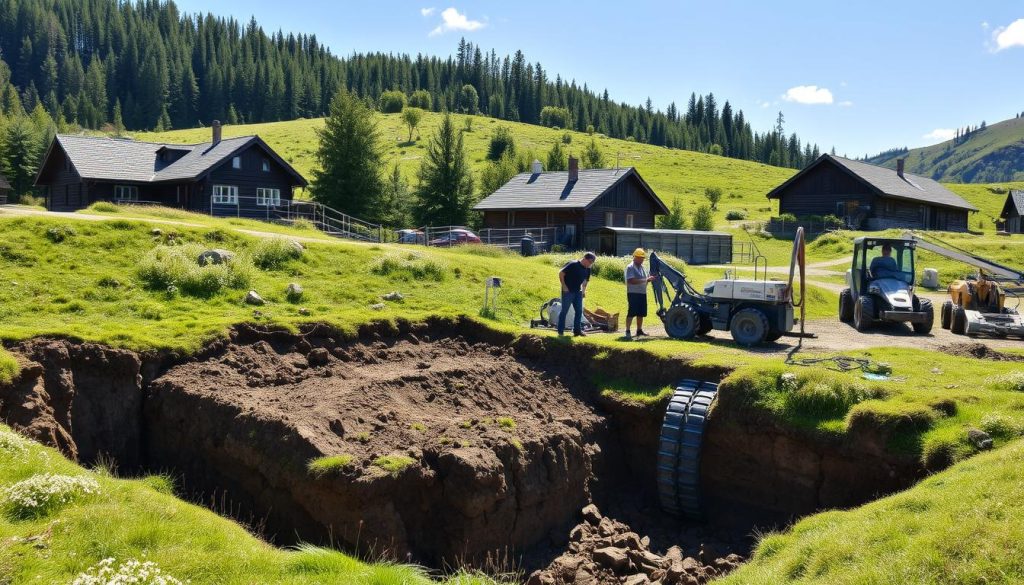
526, 504, 742, 585
940, 342, 1024, 362
145, 325, 607, 566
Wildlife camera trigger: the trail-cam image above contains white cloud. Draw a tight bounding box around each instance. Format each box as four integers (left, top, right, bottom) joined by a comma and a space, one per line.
428, 7, 485, 36
981, 21, 989, 29
782, 85, 834, 105
923, 128, 956, 142
420, 7, 436, 17
992, 18, 1024, 51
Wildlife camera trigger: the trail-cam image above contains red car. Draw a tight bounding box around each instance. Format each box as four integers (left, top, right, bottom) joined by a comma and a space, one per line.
429, 229, 481, 247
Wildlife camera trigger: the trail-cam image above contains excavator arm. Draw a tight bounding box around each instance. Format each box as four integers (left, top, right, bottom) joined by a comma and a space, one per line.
902, 231, 1024, 294
649, 252, 703, 316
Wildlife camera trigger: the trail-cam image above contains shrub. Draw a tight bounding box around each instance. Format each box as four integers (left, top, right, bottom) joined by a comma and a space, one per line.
409, 89, 432, 110
488, 127, 516, 161
980, 413, 1024, 439
823, 214, 844, 228
540, 106, 570, 128
371, 252, 447, 281
0, 348, 20, 385
307, 454, 354, 476
204, 229, 227, 243
252, 238, 303, 270
378, 90, 406, 113
777, 213, 798, 223
586, 124, 595, 135
137, 244, 253, 297
373, 455, 416, 476
561, 132, 572, 145
725, 210, 747, 221
19, 194, 45, 208
86, 201, 120, 213
691, 205, 714, 231
989, 371, 1024, 392
2, 473, 100, 519
45, 224, 77, 243
72, 558, 185, 585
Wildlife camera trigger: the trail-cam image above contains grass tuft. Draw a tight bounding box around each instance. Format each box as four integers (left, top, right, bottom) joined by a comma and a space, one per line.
136, 244, 254, 297
307, 454, 355, 476
252, 237, 303, 270
371, 252, 447, 282
372, 454, 416, 476
989, 371, 1024, 392
0, 349, 19, 385
85, 201, 120, 213
496, 417, 516, 430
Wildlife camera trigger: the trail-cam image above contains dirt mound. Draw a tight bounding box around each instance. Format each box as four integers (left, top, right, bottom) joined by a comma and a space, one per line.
145, 326, 606, 566
940, 342, 1024, 362
527, 504, 741, 585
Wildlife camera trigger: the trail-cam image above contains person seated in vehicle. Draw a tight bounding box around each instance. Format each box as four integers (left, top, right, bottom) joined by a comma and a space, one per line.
869, 244, 900, 280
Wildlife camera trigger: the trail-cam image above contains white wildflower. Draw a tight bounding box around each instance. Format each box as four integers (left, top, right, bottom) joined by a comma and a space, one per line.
0, 429, 30, 456
2, 473, 100, 519
71, 558, 188, 585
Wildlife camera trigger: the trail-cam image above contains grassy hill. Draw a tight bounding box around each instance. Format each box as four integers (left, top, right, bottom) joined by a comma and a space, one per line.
137, 112, 1023, 232
867, 116, 1024, 183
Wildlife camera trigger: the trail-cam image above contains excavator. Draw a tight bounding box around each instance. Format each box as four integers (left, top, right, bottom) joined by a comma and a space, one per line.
903, 232, 1024, 338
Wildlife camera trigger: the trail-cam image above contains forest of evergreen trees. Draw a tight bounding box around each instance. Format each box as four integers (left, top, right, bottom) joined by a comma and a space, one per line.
0, 0, 821, 174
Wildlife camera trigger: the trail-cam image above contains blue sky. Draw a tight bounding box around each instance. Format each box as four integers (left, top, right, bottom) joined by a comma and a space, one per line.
173, 0, 1024, 157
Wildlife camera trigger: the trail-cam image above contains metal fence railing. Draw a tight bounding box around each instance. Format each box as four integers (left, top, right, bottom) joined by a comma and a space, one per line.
207, 196, 385, 243
478, 227, 558, 249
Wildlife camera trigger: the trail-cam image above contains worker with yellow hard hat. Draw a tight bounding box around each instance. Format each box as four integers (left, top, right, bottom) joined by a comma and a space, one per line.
624, 248, 655, 340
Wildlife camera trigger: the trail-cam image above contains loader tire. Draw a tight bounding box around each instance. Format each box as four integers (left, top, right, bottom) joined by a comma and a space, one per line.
664, 304, 700, 340
940, 301, 953, 330
730, 308, 769, 346
950, 306, 967, 335
913, 298, 934, 334
839, 288, 854, 323
854, 296, 875, 332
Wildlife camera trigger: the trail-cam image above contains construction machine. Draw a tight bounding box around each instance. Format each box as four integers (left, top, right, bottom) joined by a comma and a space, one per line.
903, 232, 1024, 338
839, 236, 934, 334
650, 227, 809, 346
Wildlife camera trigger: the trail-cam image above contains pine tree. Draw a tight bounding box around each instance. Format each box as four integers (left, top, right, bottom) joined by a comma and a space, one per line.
376, 162, 411, 228
656, 197, 688, 230
1, 116, 41, 200
310, 88, 385, 220
545, 140, 567, 171
581, 138, 605, 169
112, 99, 125, 136
413, 113, 474, 226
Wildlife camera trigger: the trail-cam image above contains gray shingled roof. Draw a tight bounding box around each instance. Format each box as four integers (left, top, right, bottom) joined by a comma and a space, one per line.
768, 154, 977, 211
1003, 190, 1024, 217
46, 134, 305, 185
473, 167, 668, 212
0, 170, 10, 191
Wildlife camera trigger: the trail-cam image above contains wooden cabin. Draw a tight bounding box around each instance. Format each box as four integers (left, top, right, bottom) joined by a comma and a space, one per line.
0, 170, 10, 204
1001, 190, 1024, 234
767, 154, 976, 232
34, 121, 306, 218
473, 157, 668, 249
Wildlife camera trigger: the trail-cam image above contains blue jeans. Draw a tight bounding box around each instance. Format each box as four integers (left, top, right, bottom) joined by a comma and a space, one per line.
558, 290, 584, 335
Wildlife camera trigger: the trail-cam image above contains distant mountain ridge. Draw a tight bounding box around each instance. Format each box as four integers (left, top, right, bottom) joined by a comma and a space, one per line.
865, 116, 1024, 183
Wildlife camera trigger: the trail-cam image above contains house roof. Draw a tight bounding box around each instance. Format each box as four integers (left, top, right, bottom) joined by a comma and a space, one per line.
472, 167, 669, 214
767, 154, 977, 212
0, 170, 10, 191
1002, 190, 1024, 218
37, 134, 307, 186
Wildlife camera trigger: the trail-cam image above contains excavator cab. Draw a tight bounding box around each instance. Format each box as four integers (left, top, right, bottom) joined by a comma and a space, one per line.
840, 237, 933, 334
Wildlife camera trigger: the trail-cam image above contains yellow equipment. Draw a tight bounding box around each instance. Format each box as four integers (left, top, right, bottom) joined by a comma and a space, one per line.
904, 232, 1024, 338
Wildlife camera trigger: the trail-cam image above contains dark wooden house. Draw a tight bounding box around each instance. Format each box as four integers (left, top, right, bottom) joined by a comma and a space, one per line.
35, 122, 306, 217
0, 170, 10, 204
1001, 190, 1024, 234
767, 154, 976, 232
473, 157, 668, 248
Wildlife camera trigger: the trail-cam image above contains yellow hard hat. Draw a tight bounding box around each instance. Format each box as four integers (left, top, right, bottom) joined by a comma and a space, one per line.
632, 248, 646, 258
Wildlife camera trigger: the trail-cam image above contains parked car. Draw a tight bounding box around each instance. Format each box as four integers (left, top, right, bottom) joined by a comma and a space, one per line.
395, 229, 425, 244
429, 229, 481, 247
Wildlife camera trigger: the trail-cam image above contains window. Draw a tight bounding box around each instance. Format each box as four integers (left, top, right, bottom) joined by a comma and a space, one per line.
625, 213, 634, 228
507, 211, 516, 227
114, 185, 138, 201
605, 211, 614, 226
262, 158, 270, 172
212, 185, 238, 204
256, 187, 281, 207
232, 156, 241, 169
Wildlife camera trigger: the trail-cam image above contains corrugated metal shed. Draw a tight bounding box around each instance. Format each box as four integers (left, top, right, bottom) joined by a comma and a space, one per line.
586, 227, 733, 264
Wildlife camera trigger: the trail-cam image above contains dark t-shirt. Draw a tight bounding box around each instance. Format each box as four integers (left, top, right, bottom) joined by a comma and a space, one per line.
561, 260, 591, 292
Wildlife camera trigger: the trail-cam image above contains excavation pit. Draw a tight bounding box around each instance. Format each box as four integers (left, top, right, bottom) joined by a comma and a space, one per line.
0, 318, 927, 582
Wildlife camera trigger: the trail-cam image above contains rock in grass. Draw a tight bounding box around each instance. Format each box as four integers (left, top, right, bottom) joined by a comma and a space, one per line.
968, 428, 993, 450
371, 303, 385, 311
198, 249, 235, 266
286, 283, 304, 302
382, 291, 404, 301
245, 291, 265, 306
298, 307, 311, 316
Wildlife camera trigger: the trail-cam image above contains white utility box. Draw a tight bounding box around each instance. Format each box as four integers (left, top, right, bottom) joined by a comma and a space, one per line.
705, 279, 789, 303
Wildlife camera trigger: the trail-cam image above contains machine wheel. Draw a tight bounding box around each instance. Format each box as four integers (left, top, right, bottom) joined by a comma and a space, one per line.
730, 308, 769, 346
664, 304, 700, 339
950, 306, 967, 335
940, 301, 953, 330
913, 298, 934, 334
854, 296, 875, 332
838, 289, 854, 323
696, 314, 713, 336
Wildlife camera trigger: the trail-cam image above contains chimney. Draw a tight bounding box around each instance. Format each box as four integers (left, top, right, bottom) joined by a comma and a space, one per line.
212, 120, 222, 146
531, 159, 543, 175
568, 155, 579, 182
896, 157, 905, 178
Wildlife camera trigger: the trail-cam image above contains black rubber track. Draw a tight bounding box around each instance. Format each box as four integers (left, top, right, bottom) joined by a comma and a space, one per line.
657, 379, 719, 518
